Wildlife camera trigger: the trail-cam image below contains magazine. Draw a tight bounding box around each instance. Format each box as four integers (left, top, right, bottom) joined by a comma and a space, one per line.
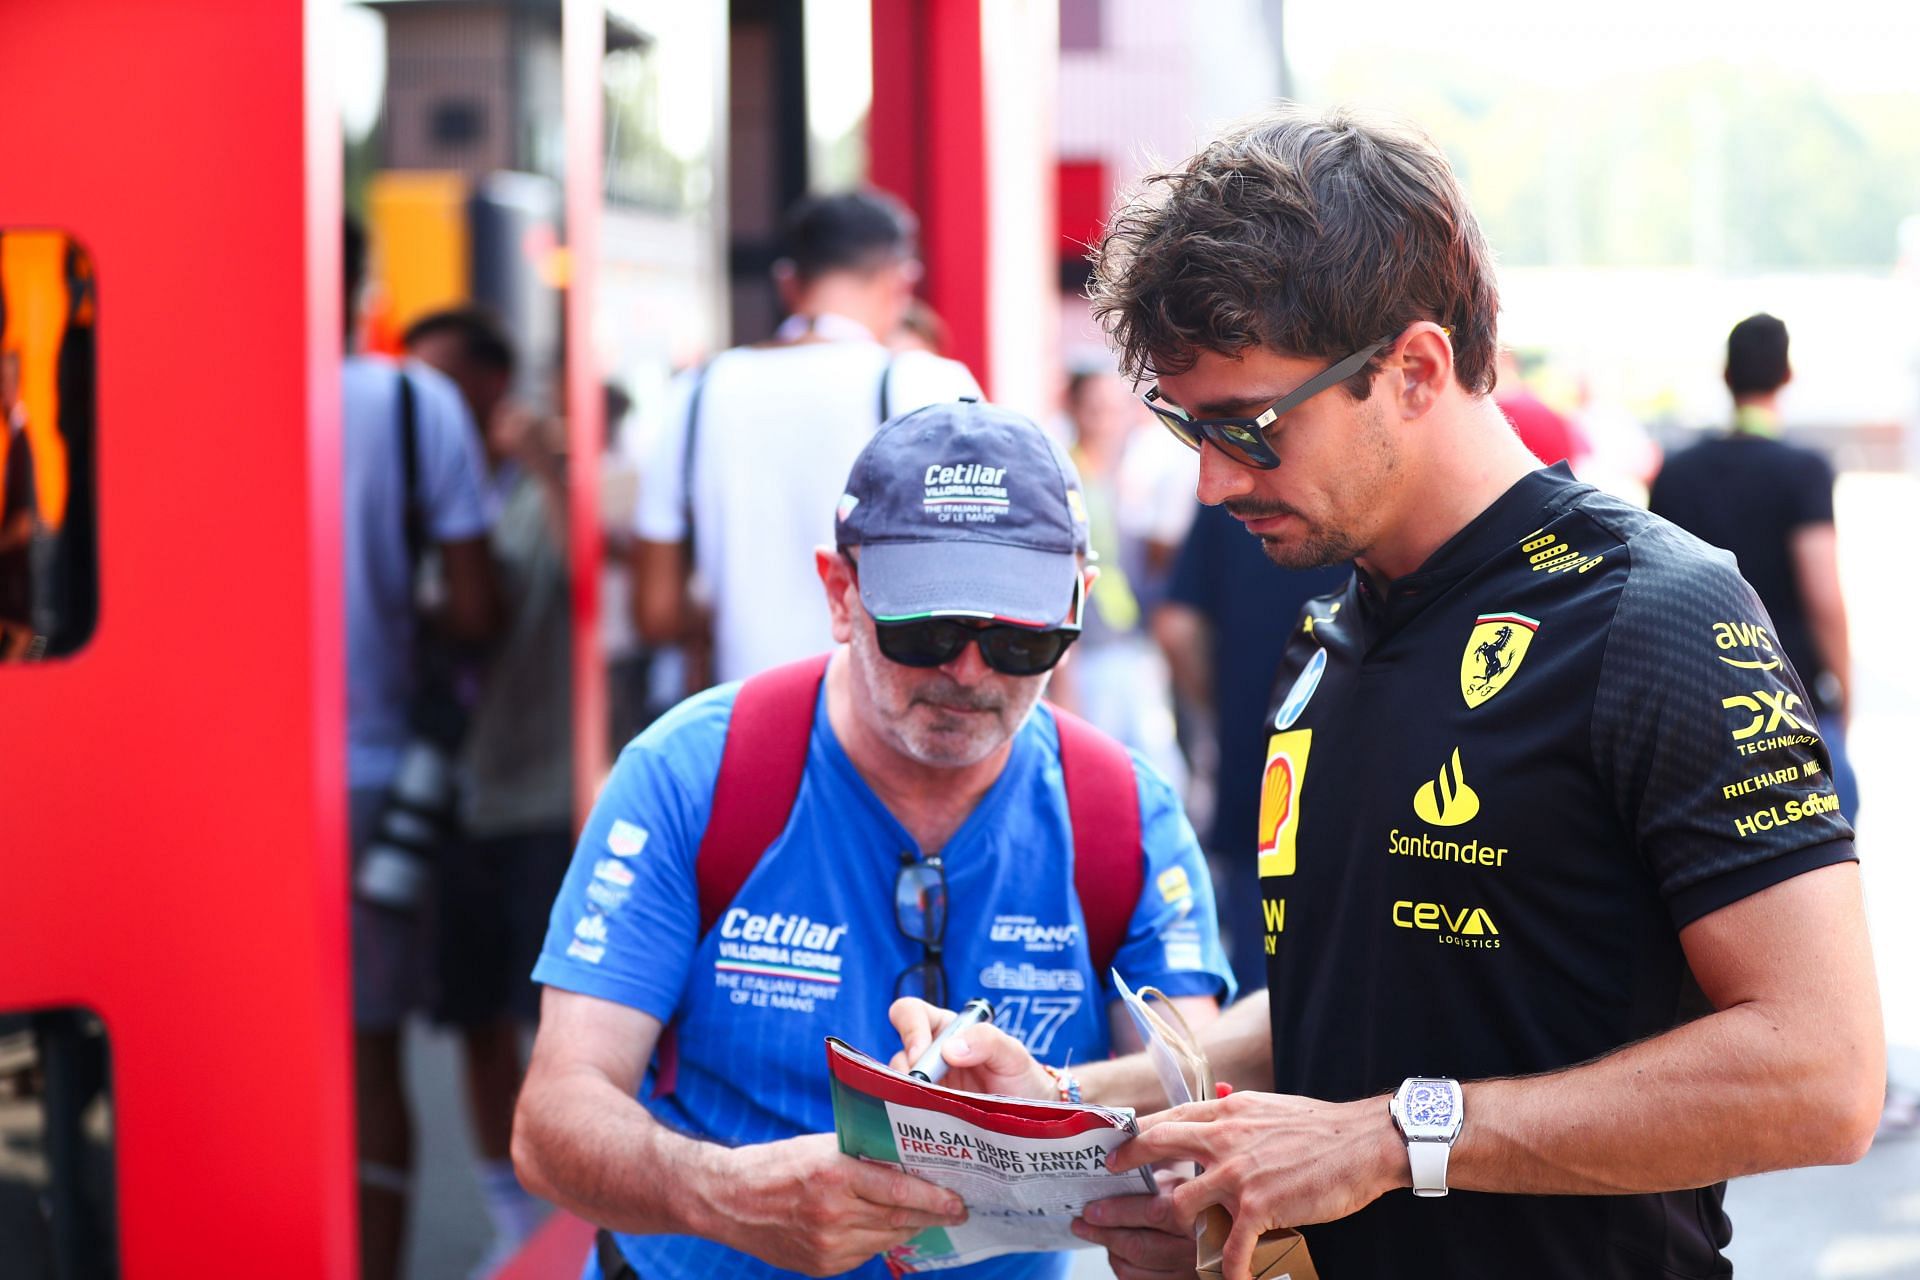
825, 1036, 1155, 1272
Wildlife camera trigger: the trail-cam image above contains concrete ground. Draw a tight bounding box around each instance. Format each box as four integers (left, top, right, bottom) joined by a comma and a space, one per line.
407, 472, 1920, 1280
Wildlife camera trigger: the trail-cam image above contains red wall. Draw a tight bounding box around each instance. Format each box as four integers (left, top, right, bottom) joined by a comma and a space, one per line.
0, 3, 355, 1274
1057, 159, 1109, 262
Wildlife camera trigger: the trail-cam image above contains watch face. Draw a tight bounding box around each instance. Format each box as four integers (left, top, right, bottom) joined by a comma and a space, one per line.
1404, 1081, 1456, 1129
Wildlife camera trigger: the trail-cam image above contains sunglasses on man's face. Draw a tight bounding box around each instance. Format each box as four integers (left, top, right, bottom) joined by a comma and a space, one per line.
1142, 336, 1394, 470
873, 616, 1079, 677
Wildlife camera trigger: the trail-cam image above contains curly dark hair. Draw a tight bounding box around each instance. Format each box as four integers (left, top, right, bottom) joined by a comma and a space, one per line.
1089, 106, 1499, 397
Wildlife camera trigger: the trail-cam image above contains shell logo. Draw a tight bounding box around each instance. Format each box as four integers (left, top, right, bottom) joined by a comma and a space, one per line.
1257, 730, 1311, 878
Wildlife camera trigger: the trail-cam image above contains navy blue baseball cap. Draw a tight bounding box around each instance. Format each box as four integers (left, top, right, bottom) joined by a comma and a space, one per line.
835, 399, 1092, 629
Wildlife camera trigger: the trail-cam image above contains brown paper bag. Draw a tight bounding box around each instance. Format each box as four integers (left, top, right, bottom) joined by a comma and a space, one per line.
1126, 990, 1319, 1280
1195, 1206, 1318, 1280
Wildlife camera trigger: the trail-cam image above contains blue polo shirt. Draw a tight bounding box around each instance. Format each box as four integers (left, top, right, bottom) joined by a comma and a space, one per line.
534, 675, 1233, 1280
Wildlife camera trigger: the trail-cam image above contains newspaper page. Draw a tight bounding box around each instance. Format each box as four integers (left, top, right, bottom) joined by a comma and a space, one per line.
825, 1037, 1156, 1272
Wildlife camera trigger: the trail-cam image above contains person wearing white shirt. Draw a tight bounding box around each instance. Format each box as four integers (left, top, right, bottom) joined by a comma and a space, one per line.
631, 190, 980, 689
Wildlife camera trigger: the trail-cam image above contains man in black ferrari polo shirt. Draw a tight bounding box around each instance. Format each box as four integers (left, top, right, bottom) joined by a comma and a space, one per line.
892, 106, 1883, 1280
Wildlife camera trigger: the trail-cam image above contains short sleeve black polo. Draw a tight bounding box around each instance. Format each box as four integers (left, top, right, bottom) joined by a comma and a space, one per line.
1254, 465, 1852, 1279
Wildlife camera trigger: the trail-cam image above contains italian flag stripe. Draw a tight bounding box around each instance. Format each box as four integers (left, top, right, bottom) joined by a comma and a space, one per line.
1476, 612, 1540, 630
716, 962, 842, 985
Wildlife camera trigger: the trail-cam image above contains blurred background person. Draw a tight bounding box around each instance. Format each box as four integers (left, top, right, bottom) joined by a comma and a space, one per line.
890, 297, 950, 356
1495, 346, 1590, 470
403, 306, 572, 1269
342, 221, 499, 1280
1651, 312, 1916, 1138
1564, 369, 1663, 505
1048, 366, 1191, 788
1650, 313, 1858, 822
0, 349, 38, 660
630, 190, 980, 693
1153, 504, 1348, 995
599, 381, 655, 752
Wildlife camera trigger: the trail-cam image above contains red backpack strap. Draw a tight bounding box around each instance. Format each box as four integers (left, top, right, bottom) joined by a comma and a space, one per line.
655, 652, 829, 1099
1052, 705, 1144, 978
695, 652, 833, 935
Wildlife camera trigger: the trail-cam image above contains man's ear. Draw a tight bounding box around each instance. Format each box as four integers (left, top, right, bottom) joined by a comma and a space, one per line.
1395, 323, 1455, 420
817, 546, 857, 643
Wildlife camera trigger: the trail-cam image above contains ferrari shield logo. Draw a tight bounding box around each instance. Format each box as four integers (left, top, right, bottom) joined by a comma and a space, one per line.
1460, 612, 1540, 708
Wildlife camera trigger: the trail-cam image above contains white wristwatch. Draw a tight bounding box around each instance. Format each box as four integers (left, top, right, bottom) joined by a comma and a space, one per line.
1390, 1076, 1464, 1197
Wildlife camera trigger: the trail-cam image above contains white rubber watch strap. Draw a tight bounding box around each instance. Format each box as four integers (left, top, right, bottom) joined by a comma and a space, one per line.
1408, 1139, 1450, 1197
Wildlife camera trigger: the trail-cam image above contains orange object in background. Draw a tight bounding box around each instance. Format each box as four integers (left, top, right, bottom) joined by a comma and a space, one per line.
0, 230, 74, 528
364, 170, 471, 354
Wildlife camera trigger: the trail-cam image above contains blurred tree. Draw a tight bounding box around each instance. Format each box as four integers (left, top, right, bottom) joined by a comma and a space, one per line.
1316, 54, 1920, 269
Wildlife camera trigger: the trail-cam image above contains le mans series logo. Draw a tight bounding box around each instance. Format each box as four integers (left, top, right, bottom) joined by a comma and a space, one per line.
1460, 612, 1539, 708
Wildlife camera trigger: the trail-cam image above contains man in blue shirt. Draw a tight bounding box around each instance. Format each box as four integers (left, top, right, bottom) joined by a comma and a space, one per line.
514, 400, 1233, 1280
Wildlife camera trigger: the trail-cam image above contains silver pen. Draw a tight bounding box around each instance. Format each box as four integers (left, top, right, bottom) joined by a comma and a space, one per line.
907, 998, 996, 1083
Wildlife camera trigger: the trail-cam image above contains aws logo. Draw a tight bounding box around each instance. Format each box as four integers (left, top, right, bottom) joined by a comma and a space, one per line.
1393, 900, 1501, 949
1721, 689, 1808, 740
1412, 748, 1481, 827
1714, 621, 1781, 671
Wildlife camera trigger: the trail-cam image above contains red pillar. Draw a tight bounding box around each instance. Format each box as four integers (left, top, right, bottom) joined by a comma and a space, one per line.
0, 2, 354, 1275
870, 0, 993, 393
564, 0, 609, 819
870, 2, 1058, 412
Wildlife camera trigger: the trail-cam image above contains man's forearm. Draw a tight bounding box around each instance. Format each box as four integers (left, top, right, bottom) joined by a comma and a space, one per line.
515, 1057, 968, 1274
1790, 522, 1850, 715
1808, 607, 1850, 714
1453, 995, 1881, 1195
1150, 603, 1212, 709
1081, 990, 1273, 1113
513, 1062, 732, 1239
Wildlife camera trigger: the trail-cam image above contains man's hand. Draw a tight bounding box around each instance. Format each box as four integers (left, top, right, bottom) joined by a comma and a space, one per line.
1109, 1091, 1405, 1280
712, 1133, 968, 1277
1073, 1170, 1197, 1280
888, 998, 1053, 1099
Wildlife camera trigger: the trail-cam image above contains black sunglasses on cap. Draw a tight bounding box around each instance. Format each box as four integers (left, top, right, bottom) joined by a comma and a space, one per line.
845, 551, 1084, 677
873, 616, 1079, 677
1142, 335, 1398, 470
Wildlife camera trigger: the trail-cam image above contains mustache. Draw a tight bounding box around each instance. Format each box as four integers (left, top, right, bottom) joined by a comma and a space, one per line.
911, 679, 1006, 713
1225, 497, 1301, 521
